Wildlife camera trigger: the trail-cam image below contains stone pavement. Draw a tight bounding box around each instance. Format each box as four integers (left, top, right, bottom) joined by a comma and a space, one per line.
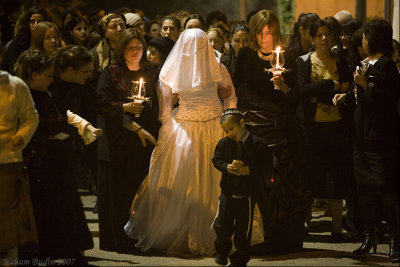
80, 191, 398, 267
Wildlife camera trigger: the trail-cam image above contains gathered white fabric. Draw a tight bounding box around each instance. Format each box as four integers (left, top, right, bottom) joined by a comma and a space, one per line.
66, 110, 97, 145
159, 28, 222, 94
158, 62, 237, 123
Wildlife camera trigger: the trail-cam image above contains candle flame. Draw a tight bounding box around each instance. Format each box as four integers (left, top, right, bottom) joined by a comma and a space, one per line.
138, 78, 143, 98
275, 47, 280, 68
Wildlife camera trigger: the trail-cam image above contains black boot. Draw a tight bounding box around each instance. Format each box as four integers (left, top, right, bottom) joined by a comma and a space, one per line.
353, 233, 377, 255
382, 193, 399, 263
389, 234, 399, 263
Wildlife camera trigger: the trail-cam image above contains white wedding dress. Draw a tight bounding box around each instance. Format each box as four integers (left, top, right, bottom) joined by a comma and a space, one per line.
124, 63, 237, 255
124, 29, 263, 256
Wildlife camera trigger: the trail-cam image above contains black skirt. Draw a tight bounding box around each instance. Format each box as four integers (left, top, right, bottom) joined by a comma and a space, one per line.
353, 144, 398, 193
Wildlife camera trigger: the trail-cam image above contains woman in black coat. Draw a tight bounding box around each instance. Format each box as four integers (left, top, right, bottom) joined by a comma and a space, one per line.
233, 10, 310, 253
96, 28, 159, 253
335, 19, 399, 262
16, 49, 93, 265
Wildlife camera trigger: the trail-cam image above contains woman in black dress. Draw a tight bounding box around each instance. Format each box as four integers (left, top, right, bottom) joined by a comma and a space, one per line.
335, 19, 399, 262
297, 19, 354, 240
233, 10, 310, 253
16, 49, 93, 265
96, 28, 159, 253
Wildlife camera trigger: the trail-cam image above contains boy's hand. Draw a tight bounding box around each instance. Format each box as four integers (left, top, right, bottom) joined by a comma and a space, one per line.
227, 164, 240, 175
238, 165, 250, 176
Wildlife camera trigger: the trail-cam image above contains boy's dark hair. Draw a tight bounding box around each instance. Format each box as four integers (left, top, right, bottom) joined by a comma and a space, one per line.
220, 108, 244, 125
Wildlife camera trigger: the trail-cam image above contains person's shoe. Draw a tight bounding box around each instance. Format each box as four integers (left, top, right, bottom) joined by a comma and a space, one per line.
215, 254, 228, 265
353, 233, 378, 255
389, 235, 399, 263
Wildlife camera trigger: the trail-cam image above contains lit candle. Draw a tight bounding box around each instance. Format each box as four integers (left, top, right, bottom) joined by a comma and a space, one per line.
276, 46, 280, 68
138, 78, 143, 98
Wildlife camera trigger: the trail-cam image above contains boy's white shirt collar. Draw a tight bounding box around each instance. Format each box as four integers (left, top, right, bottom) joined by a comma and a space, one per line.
238, 130, 250, 144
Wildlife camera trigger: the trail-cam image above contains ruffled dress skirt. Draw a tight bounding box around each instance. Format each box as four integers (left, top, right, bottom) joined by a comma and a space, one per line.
125, 115, 225, 255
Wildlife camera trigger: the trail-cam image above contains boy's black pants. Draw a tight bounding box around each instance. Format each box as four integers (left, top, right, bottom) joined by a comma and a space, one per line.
213, 194, 251, 266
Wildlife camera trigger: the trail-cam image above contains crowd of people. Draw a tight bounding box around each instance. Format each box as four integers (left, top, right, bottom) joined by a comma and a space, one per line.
0, 1, 399, 266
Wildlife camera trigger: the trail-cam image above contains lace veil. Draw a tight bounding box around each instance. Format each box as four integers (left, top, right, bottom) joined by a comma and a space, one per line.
159, 28, 222, 93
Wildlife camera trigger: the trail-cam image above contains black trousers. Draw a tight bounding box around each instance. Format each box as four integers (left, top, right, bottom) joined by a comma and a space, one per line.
213, 194, 251, 266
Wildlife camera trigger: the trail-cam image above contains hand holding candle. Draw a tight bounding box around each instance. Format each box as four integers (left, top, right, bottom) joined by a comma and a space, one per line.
130, 77, 150, 117
265, 46, 288, 90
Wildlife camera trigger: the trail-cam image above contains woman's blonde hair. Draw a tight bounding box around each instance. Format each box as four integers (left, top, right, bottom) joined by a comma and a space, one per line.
248, 10, 283, 51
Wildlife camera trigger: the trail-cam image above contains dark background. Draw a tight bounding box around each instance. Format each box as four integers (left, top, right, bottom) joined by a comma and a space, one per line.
1, 0, 277, 23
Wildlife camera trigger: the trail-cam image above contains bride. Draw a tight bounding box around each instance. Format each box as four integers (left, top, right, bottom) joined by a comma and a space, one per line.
124, 28, 237, 255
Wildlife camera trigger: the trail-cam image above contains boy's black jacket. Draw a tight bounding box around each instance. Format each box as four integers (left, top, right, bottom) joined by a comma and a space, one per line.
212, 133, 270, 197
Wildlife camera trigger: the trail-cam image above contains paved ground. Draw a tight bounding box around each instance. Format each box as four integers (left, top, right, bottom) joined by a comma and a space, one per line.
80, 191, 398, 267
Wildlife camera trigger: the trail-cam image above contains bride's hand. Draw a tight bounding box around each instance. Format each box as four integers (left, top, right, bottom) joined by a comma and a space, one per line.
137, 128, 157, 147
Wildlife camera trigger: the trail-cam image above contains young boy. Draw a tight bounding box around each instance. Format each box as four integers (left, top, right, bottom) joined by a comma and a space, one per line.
212, 108, 269, 267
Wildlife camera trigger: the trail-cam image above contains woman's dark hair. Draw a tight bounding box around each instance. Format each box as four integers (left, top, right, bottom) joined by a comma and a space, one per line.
53, 45, 93, 78
363, 19, 393, 56
61, 7, 85, 28
161, 16, 181, 32
230, 20, 249, 41
145, 20, 161, 35
310, 19, 332, 38
340, 19, 362, 37
62, 16, 88, 45
347, 28, 366, 68
206, 9, 228, 29
113, 28, 147, 68
13, 5, 53, 47
323, 16, 340, 43
183, 14, 206, 30
14, 49, 53, 82
246, 9, 261, 25
148, 36, 174, 64
287, 13, 319, 55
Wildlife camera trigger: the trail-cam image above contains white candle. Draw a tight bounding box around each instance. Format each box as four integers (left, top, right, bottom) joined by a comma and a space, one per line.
276, 46, 280, 68
138, 78, 143, 98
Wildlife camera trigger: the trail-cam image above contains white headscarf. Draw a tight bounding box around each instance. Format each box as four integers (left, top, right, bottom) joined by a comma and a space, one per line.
159, 28, 222, 93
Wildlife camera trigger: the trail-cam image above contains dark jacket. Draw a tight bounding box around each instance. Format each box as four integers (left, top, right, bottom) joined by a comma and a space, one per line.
96, 64, 160, 164
212, 133, 270, 197
353, 55, 400, 150
296, 52, 353, 126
